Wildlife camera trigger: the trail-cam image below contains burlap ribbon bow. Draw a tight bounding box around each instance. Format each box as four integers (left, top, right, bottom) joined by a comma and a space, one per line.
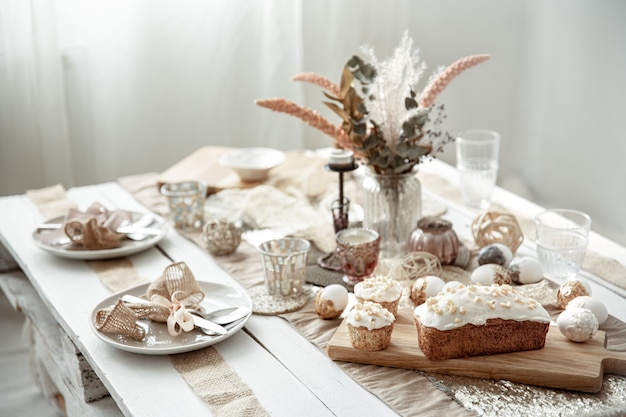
95, 262, 205, 340
64, 202, 132, 250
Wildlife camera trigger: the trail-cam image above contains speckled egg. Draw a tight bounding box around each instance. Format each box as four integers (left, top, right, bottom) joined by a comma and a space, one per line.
315, 284, 349, 319
556, 278, 592, 309
477, 243, 513, 267
470, 264, 512, 286
566, 296, 608, 325
410, 275, 445, 306
508, 256, 544, 284
557, 307, 598, 342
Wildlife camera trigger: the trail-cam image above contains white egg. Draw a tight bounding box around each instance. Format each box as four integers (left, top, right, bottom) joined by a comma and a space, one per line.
508, 256, 544, 284
421, 275, 446, 297
470, 264, 512, 286
441, 280, 463, 293
321, 284, 349, 310
557, 307, 598, 342
566, 296, 608, 325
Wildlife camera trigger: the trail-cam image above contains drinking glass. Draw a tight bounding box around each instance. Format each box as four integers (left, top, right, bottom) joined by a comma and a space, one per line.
336, 227, 380, 285
160, 181, 206, 229
456, 129, 500, 209
259, 238, 311, 296
535, 209, 591, 282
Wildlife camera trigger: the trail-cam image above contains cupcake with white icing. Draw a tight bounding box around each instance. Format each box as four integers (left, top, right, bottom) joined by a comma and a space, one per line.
346, 301, 395, 351
354, 275, 403, 316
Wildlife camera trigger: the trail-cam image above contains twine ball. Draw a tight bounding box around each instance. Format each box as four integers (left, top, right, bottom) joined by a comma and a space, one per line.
471, 211, 524, 253
202, 219, 241, 256
400, 252, 443, 280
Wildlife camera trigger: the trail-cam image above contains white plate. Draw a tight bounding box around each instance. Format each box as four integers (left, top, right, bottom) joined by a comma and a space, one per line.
90, 281, 252, 355
219, 147, 285, 182
32, 213, 168, 260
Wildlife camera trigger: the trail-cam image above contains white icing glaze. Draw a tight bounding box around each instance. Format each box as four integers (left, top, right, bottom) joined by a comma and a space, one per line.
557, 307, 598, 342
413, 283, 551, 330
354, 275, 402, 303
346, 301, 394, 330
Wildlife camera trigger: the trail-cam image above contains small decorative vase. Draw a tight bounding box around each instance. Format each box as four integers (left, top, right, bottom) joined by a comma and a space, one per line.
408, 216, 459, 265
362, 168, 421, 259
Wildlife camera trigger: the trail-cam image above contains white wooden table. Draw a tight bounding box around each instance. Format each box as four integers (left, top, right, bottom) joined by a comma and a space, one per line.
1, 159, 625, 417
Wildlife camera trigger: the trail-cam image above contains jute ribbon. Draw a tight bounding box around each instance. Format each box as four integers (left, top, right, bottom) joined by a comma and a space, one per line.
94, 262, 204, 340
26, 185, 270, 417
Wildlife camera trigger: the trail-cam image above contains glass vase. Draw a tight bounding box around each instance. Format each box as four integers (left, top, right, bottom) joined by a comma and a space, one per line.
362, 168, 422, 259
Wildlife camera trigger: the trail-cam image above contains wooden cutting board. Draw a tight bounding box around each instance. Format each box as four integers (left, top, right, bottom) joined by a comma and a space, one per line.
327, 309, 626, 393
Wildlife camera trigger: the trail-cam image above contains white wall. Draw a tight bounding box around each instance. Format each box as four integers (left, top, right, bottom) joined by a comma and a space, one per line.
1, 0, 624, 245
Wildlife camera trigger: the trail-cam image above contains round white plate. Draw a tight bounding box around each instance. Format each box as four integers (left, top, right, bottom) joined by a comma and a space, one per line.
90, 281, 252, 355
32, 213, 168, 260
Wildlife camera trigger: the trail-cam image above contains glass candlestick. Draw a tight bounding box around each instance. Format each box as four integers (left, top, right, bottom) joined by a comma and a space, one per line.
317, 197, 350, 271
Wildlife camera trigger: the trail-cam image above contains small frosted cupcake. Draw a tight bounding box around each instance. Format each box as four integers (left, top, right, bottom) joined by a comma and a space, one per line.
354, 275, 403, 316
347, 301, 395, 351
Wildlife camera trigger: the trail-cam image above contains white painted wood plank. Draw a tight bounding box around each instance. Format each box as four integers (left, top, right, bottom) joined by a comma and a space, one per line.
0, 185, 344, 417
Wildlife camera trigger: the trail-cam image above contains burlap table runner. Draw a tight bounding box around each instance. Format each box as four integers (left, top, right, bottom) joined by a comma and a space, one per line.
116, 150, 626, 417
26, 185, 270, 417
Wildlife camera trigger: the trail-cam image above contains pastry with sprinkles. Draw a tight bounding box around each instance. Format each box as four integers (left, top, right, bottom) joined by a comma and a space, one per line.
414, 283, 551, 360
346, 301, 395, 351
354, 275, 403, 317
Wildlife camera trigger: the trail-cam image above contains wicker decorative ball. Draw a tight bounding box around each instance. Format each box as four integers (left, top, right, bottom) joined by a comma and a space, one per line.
400, 252, 443, 280
471, 211, 524, 253
202, 219, 241, 256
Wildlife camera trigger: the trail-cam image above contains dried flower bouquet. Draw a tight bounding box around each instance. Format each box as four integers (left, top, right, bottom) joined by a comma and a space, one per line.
256, 32, 490, 174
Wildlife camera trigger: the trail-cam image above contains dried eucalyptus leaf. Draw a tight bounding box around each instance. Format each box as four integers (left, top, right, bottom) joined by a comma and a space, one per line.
353, 122, 367, 136
405, 96, 418, 110
363, 134, 379, 150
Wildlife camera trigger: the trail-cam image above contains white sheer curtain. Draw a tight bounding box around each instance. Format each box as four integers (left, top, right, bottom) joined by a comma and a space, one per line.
1, 0, 625, 245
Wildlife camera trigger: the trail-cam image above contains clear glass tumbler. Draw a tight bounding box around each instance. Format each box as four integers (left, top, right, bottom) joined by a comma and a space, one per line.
535, 208, 591, 282
456, 129, 500, 209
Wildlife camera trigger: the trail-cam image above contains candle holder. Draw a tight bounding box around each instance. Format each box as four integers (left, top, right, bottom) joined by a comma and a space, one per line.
317, 150, 358, 271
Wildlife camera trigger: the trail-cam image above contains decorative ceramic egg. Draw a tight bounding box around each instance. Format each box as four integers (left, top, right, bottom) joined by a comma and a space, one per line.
566, 296, 608, 325
477, 243, 513, 267
470, 264, 512, 286
315, 284, 349, 319
557, 307, 598, 342
410, 275, 445, 306
508, 256, 544, 284
556, 278, 592, 309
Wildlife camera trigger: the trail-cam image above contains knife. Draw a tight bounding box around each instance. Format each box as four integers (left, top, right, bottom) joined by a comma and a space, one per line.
37, 223, 163, 236
121, 294, 228, 336
189, 314, 228, 336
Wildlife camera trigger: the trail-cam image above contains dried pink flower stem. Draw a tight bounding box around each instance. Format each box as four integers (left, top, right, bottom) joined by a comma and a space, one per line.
291, 72, 340, 97
419, 54, 491, 108
255, 98, 342, 140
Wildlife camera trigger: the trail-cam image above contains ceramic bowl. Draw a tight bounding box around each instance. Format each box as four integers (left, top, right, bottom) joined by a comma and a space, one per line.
219, 147, 286, 182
